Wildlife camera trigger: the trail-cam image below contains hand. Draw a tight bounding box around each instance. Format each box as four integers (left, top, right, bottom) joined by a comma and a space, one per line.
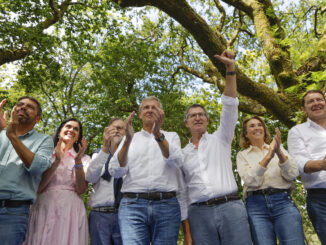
6, 106, 19, 138
102, 126, 114, 152
151, 106, 165, 137
55, 137, 65, 162
273, 127, 282, 154
125, 111, 135, 142
75, 138, 88, 164
214, 49, 236, 70
0, 99, 8, 131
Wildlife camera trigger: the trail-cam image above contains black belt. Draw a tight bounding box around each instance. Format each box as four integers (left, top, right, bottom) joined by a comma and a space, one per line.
307, 188, 326, 195
0, 200, 32, 208
123, 192, 176, 200
247, 188, 289, 196
192, 193, 240, 206
92, 206, 118, 213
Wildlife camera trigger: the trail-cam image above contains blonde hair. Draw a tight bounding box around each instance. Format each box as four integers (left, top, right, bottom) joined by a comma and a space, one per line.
239, 116, 271, 148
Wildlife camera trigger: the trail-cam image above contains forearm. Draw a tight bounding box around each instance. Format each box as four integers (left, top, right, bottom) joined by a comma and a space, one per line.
182, 219, 193, 245
223, 63, 236, 98
75, 167, 88, 194
276, 150, 288, 164
157, 139, 169, 158
304, 160, 326, 173
38, 159, 60, 193
259, 152, 273, 168
8, 134, 35, 168
118, 139, 131, 167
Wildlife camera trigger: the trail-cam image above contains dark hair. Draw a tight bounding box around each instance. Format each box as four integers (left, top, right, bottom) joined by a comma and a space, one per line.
302, 90, 326, 106
239, 116, 271, 149
184, 104, 209, 122
53, 118, 83, 152
18, 96, 42, 116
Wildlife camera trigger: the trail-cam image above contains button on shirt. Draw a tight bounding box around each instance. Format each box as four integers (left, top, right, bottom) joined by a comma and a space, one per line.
86, 150, 116, 207
0, 129, 53, 202
181, 95, 239, 204
109, 129, 188, 220
288, 119, 326, 189
237, 143, 299, 198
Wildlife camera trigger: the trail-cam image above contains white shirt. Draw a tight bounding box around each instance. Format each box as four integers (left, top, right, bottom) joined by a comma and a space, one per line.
237, 144, 298, 198
181, 95, 239, 204
109, 129, 188, 220
288, 118, 326, 189
85, 150, 115, 207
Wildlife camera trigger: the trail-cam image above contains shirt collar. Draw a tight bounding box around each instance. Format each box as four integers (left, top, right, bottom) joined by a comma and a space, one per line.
188, 131, 208, 147
246, 143, 269, 153
19, 128, 35, 138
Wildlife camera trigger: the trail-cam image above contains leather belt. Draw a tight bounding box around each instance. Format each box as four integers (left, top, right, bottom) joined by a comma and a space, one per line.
0, 200, 32, 208
247, 188, 289, 196
192, 193, 240, 206
123, 192, 176, 200
92, 206, 118, 213
307, 188, 326, 195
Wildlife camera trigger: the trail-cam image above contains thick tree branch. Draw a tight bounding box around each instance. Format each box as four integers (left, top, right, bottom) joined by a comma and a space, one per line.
0, 48, 31, 65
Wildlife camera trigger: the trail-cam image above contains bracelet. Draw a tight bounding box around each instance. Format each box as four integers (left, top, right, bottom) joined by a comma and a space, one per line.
73, 164, 84, 169
226, 71, 236, 76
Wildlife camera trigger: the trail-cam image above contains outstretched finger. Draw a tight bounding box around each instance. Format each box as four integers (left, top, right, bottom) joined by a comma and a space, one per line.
4, 111, 8, 121
126, 111, 135, 125
0, 99, 7, 111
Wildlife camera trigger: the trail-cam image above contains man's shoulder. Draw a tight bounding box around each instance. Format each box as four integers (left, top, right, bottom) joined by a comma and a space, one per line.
289, 121, 309, 133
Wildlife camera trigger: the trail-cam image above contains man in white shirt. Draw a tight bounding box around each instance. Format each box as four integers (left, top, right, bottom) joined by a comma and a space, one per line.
86, 118, 125, 245
109, 97, 190, 245
288, 89, 326, 244
181, 50, 252, 245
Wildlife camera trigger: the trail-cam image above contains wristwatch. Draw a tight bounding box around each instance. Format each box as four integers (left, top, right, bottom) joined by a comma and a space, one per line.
155, 133, 165, 142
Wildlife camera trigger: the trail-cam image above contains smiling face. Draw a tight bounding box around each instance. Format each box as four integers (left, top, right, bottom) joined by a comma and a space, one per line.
185, 106, 208, 135
15, 98, 40, 125
245, 118, 265, 145
302, 92, 326, 123
59, 120, 80, 145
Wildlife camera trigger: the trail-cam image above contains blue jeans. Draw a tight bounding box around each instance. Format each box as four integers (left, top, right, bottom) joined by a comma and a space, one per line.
89, 210, 122, 245
307, 192, 326, 244
0, 205, 29, 245
188, 199, 252, 245
118, 197, 181, 245
246, 192, 305, 245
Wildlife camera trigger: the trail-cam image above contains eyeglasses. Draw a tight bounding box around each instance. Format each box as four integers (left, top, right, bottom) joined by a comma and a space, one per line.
114, 126, 125, 131
187, 112, 206, 119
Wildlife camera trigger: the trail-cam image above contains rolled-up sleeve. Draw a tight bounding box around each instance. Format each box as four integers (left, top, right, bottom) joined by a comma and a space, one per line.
279, 146, 299, 181
24, 135, 53, 176
164, 132, 183, 168
236, 151, 266, 188
215, 95, 239, 145
288, 127, 311, 174
109, 138, 129, 178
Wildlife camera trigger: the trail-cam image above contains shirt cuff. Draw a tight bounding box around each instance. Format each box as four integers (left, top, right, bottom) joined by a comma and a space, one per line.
221, 94, 239, 106
25, 154, 51, 176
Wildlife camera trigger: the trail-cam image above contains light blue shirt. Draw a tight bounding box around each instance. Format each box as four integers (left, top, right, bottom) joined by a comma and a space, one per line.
0, 129, 53, 202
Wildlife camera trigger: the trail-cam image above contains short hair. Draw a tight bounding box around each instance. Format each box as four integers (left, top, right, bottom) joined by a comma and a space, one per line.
53, 118, 83, 152
239, 116, 271, 149
302, 90, 326, 106
18, 96, 42, 117
184, 104, 209, 122
108, 117, 124, 126
139, 96, 163, 112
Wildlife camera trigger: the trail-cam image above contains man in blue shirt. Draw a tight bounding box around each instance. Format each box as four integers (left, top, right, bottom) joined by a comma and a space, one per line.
0, 96, 53, 245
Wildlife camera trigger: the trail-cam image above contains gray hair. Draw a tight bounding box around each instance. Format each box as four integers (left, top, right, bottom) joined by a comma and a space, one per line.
139, 96, 163, 112
184, 104, 209, 122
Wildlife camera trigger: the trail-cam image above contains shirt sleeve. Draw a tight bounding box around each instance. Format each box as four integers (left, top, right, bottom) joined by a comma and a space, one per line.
214, 95, 239, 145
24, 135, 53, 176
287, 127, 311, 174
236, 150, 266, 188
85, 150, 109, 183
109, 137, 129, 178
176, 168, 189, 221
278, 146, 299, 181
164, 132, 183, 168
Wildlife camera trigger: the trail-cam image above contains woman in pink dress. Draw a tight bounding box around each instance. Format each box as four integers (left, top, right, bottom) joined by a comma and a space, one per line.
23, 118, 90, 245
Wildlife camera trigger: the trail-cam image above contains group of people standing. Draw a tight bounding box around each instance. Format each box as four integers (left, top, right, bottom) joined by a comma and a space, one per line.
1, 49, 326, 245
